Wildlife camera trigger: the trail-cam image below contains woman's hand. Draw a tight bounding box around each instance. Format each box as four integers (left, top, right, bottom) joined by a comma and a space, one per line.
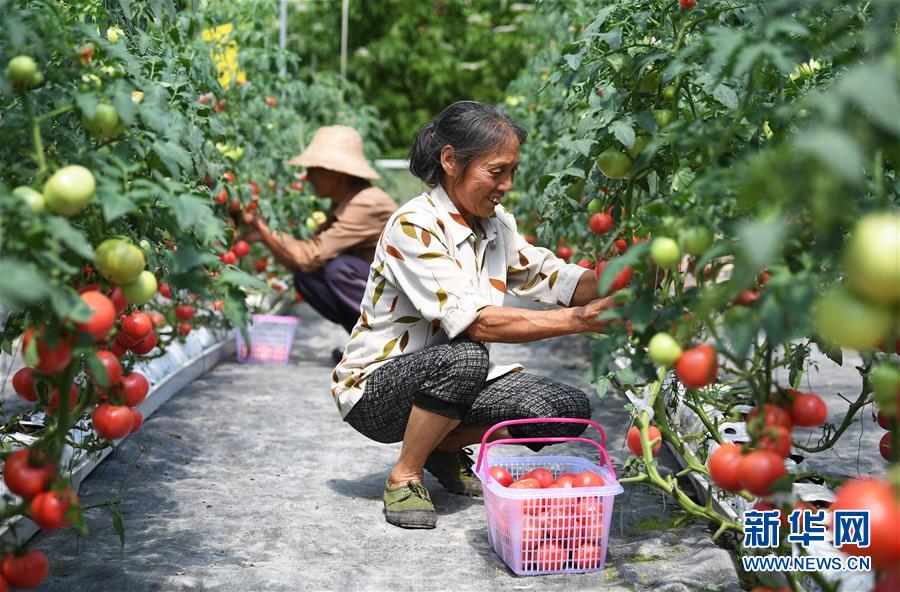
579, 296, 625, 333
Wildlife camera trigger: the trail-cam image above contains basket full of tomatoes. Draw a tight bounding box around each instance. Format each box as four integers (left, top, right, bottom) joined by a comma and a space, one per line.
473, 418, 623, 576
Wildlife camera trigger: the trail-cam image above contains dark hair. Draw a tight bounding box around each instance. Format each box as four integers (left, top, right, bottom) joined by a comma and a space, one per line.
408, 101, 527, 187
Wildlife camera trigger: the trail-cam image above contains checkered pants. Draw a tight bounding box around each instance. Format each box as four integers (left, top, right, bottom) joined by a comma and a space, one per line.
344, 337, 592, 446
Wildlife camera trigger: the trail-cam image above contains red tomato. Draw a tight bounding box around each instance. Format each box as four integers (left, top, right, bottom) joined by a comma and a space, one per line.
748, 403, 793, 431
881, 432, 895, 461
679, 0, 696, 9
233, 240, 251, 258
556, 247, 572, 261
543, 504, 577, 539
614, 239, 628, 254
738, 451, 786, 496
831, 477, 900, 569
220, 251, 237, 265
554, 474, 576, 488
121, 312, 152, 340
573, 541, 603, 570
576, 497, 604, 542
12, 368, 37, 402
150, 312, 165, 326
594, 260, 633, 295
121, 372, 149, 408
30, 488, 77, 530
254, 258, 269, 273
92, 404, 135, 440
522, 468, 555, 488
524, 235, 536, 245
3, 450, 55, 498
674, 344, 718, 389
877, 411, 891, 429
576, 259, 594, 269
159, 283, 172, 299
589, 213, 613, 235
174, 305, 195, 321
75, 291, 116, 340
131, 409, 143, 432
521, 513, 546, 550
758, 424, 792, 458
488, 466, 513, 487
534, 541, 567, 571
110, 340, 128, 358
21, 329, 73, 374
223, 171, 235, 183
130, 331, 157, 355
708, 443, 744, 493
178, 323, 192, 336
789, 391, 827, 427
627, 425, 662, 456
265, 97, 277, 107
45, 384, 79, 414
107, 285, 127, 316
88, 351, 122, 388
732, 289, 760, 307
1, 550, 48, 589
570, 471, 604, 489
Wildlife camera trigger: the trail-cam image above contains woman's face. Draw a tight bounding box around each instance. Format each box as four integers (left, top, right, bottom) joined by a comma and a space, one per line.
306, 167, 343, 198
441, 136, 520, 224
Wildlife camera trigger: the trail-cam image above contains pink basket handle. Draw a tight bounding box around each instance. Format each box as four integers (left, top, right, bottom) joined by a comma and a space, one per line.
474, 418, 617, 484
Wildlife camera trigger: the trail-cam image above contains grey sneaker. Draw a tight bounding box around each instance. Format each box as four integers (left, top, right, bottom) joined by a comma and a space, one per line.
383, 479, 437, 529
424, 447, 483, 497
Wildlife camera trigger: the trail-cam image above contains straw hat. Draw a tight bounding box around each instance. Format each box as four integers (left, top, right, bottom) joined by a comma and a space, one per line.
287, 125, 380, 180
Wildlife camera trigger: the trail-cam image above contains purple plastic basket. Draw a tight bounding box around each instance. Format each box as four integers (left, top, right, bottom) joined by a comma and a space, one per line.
235, 314, 299, 364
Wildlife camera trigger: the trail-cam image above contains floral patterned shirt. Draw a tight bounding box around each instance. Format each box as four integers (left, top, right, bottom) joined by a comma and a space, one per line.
330, 184, 587, 418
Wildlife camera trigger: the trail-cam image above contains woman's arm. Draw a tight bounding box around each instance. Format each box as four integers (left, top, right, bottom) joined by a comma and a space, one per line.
465, 296, 616, 344
243, 214, 304, 271
569, 269, 599, 306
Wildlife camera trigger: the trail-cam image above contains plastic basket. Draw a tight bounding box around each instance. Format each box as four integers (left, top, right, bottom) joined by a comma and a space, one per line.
234, 314, 299, 364
474, 418, 624, 576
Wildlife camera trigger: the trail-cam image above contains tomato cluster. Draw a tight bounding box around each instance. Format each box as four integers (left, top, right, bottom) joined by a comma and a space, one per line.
488, 465, 610, 572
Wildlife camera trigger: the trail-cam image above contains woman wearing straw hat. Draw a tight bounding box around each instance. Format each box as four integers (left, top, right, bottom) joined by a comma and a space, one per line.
331, 101, 624, 529
243, 126, 397, 361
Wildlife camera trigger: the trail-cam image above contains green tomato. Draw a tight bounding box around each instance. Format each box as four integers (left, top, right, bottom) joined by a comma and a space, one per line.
842, 211, 900, 305
121, 270, 157, 306
597, 149, 633, 180
43, 165, 95, 216
12, 186, 45, 213
871, 364, 900, 416
6, 56, 38, 87
626, 135, 651, 160
653, 109, 675, 128
661, 85, 678, 101
82, 104, 120, 137
648, 333, 683, 367
650, 237, 681, 268
305, 216, 319, 231
138, 239, 151, 253
815, 285, 892, 351
681, 227, 712, 256
95, 238, 146, 285
566, 179, 586, 200
587, 198, 605, 215
637, 66, 661, 93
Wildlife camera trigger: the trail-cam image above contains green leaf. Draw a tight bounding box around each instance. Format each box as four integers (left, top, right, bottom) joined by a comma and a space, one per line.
610, 119, 635, 149
794, 128, 864, 184
170, 244, 205, 274
218, 269, 268, 291
712, 85, 739, 110
562, 138, 594, 157
0, 258, 52, 308
46, 218, 94, 260
837, 63, 900, 136
168, 194, 211, 230
594, 376, 611, 401
152, 140, 192, 177
736, 217, 787, 271
669, 167, 695, 193
97, 181, 136, 222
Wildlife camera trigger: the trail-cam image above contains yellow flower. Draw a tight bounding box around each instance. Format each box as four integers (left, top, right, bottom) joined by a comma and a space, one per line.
131, 90, 144, 104
789, 58, 822, 81
107, 26, 125, 43
762, 120, 773, 140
